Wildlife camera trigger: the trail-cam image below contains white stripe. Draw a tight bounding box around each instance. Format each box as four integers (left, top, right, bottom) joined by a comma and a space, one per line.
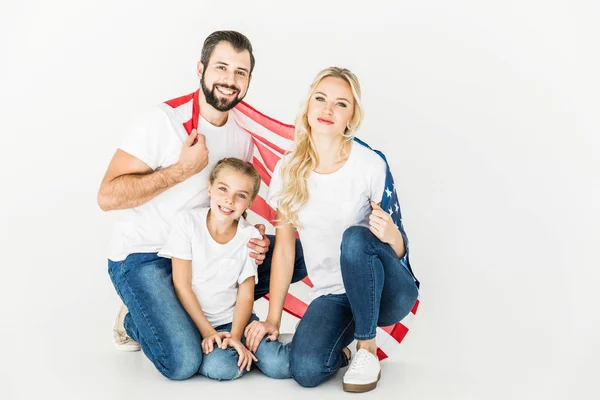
232, 109, 294, 152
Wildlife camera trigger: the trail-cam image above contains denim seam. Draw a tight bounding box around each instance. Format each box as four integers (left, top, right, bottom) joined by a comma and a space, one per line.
325, 316, 355, 372
120, 258, 167, 374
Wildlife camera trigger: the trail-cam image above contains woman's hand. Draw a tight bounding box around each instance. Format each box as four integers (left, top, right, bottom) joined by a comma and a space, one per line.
369, 202, 403, 246
244, 320, 280, 353
221, 337, 258, 372
201, 331, 231, 354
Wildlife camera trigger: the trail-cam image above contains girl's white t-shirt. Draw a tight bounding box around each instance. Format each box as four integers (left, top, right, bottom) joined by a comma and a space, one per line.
267, 141, 387, 299
158, 207, 261, 327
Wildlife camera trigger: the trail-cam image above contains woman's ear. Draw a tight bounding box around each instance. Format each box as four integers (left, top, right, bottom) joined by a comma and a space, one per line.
207, 182, 212, 196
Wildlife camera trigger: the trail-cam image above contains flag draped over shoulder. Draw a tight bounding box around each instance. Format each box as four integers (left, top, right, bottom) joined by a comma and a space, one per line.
164, 90, 419, 361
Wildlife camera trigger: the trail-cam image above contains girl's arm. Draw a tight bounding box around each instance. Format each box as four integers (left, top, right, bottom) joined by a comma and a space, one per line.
230, 276, 255, 341
171, 257, 218, 338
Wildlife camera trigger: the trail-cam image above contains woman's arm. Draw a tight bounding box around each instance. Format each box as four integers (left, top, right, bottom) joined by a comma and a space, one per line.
265, 215, 297, 328
244, 213, 297, 352
171, 257, 217, 338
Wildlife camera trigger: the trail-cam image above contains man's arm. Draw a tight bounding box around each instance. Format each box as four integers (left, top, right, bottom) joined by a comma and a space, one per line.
97, 130, 208, 211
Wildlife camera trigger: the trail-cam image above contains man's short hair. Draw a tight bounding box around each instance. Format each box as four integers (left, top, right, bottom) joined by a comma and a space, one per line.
200, 31, 255, 75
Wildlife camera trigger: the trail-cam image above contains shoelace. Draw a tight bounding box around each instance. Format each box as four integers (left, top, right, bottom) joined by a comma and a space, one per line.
348, 351, 371, 372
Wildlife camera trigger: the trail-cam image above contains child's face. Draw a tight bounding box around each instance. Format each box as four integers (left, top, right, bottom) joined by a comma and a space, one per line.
208, 168, 254, 222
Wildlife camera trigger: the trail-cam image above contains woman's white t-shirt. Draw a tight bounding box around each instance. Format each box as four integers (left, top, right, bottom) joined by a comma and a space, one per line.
158, 207, 261, 327
267, 141, 387, 299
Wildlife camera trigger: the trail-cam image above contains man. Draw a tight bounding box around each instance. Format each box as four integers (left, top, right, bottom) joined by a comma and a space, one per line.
97, 31, 306, 380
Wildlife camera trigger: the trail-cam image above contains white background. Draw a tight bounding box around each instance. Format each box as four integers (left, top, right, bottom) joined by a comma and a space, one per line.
1, 1, 598, 399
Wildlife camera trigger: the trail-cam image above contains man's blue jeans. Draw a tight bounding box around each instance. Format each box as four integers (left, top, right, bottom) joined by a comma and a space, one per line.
289, 226, 419, 387
107, 235, 305, 380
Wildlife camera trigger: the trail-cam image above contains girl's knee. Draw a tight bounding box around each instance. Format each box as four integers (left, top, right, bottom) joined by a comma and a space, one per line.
200, 348, 245, 381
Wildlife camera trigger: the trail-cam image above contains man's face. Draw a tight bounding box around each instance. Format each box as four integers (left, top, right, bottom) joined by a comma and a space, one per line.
198, 41, 252, 112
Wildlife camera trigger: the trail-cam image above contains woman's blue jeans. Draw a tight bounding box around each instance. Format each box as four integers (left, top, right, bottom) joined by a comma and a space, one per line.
289, 226, 419, 388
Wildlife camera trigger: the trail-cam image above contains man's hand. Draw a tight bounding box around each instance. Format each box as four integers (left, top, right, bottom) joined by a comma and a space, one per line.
221, 337, 258, 372
244, 320, 280, 353
177, 129, 209, 178
201, 331, 231, 354
247, 224, 270, 266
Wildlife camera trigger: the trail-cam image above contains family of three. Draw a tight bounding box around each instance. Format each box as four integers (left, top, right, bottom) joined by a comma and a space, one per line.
97, 30, 419, 393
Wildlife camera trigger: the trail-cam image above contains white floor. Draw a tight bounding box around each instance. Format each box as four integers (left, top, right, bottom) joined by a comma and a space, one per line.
3, 267, 593, 400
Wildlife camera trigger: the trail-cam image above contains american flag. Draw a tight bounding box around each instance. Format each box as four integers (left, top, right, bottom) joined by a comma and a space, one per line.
165, 90, 419, 361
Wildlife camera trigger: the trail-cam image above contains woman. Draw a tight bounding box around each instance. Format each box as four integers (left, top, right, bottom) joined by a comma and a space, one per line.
244, 67, 419, 392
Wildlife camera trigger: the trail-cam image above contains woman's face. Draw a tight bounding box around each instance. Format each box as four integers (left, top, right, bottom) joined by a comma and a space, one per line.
307, 76, 355, 138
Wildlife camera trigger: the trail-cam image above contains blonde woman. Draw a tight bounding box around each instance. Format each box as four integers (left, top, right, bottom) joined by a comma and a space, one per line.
244, 67, 419, 392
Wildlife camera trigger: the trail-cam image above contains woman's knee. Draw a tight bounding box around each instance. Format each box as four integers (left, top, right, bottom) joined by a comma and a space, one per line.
254, 340, 291, 379
290, 348, 329, 388
341, 226, 373, 257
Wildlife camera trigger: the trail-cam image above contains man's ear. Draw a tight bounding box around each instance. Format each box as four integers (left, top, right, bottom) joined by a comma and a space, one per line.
197, 61, 205, 79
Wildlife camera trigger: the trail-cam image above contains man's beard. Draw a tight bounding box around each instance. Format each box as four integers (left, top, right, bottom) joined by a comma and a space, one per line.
201, 79, 245, 112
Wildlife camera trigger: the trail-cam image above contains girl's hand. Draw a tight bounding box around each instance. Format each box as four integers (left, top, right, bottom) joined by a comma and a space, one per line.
201, 331, 231, 354
221, 337, 258, 372
369, 202, 402, 246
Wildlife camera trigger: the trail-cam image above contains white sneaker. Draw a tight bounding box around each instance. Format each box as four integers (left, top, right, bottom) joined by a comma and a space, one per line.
277, 333, 294, 345
112, 303, 141, 352
342, 349, 381, 393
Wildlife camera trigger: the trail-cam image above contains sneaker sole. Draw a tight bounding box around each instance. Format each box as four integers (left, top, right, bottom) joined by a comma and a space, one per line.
112, 331, 141, 352
343, 371, 381, 393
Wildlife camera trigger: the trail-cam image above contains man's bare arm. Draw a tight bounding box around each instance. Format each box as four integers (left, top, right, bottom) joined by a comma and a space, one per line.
97, 130, 208, 211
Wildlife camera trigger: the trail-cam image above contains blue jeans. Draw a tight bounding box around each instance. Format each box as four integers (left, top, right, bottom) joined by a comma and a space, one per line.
199, 314, 290, 381
289, 226, 419, 388
107, 235, 305, 380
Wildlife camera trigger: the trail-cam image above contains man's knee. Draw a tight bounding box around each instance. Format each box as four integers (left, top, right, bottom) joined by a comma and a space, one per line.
159, 345, 203, 380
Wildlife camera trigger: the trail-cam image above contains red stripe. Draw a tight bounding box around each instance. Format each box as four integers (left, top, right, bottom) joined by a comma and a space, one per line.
376, 348, 388, 361
411, 299, 420, 314
164, 91, 195, 108
254, 140, 282, 173
236, 101, 295, 139
301, 276, 314, 288
251, 157, 272, 186
249, 196, 276, 225
263, 293, 308, 320
244, 127, 287, 157
380, 322, 409, 344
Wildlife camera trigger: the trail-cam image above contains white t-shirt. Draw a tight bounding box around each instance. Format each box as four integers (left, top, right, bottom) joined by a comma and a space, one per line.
157, 207, 262, 327
108, 101, 254, 261
267, 141, 387, 299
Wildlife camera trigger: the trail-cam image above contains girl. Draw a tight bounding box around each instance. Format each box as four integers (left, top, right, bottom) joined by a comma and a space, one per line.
158, 157, 289, 381
244, 67, 419, 392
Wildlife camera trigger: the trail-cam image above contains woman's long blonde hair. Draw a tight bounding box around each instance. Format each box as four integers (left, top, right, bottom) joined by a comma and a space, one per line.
276, 67, 364, 228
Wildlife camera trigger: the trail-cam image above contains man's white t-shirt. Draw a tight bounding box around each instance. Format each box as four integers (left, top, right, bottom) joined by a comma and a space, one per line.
108, 102, 253, 261
157, 207, 262, 327
267, 141, 387, 299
